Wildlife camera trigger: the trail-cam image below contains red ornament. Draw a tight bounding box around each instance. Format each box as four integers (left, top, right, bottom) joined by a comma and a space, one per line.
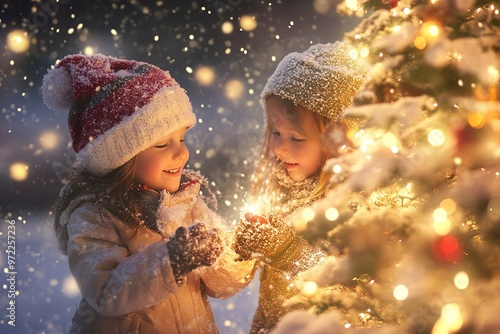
433, 235, 462, 263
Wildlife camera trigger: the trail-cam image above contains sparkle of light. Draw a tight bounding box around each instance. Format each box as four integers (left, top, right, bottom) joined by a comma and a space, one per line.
454, 271, 469, 290
39, 130, 60, 150
240, 15, 257, 31
303, 281, 318, 296
221, 22, 234, 34
195, 66, 216, 86
468, 111, 486, 129
224, 79, 245, 101
345, 0, 359, 11
7, 30, 30, 53
393, 284, 409, 301
414, 36, 427, 50
325, 207, 339, 221
441, 303, 463, 332
440, 198, 457, 214
301, 207, 315, 221
428, 129, 445, 146
10, 162, 29, 181
332, 164, 342, 173
62, 275, 80, 298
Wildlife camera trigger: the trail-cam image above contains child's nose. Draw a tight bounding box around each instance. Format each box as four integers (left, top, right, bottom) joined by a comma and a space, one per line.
173, 143, 188, 160
272, 137, 288, 155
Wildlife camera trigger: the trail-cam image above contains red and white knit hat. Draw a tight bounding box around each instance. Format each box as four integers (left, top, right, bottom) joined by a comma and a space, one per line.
42, 54, 196, 176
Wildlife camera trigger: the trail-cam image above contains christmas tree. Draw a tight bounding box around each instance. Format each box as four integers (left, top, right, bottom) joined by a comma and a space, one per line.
273, 0, 500, 333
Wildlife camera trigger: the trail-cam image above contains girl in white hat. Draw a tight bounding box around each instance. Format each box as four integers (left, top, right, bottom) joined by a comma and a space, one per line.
233, 42, 366, 333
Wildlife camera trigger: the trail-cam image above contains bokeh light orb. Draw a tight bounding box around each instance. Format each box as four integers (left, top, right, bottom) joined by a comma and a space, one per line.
7, 30, 30, 53
39, 130, 60, 150
224, 79, 245, 101
195, 66, 216, 86
240, 15, 257, 31
10, 162, 29, 181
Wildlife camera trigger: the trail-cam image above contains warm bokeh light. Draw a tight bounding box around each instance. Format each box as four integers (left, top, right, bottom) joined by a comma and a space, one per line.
325, 207, 339, 221
440, 198, 457, 214
414, 36, 427, 50
454, 271, 469, 290
421, 21, 441, 43
224, 79, 245, 101
393, 284, 409, 301
7, 29, 30, 53
221, 21, 234, 34
302, 281, 318, 296
313, 0, 330, 14
62, 275, 80, 298
195, 66, 216, 86
441, 303, 463, 332
239, 15, 257, 31
428, 129, 445, 146
10, 162, 29, 181
39, 130, 60, 150
301, 207, 316, 221
84, 46, 95, 55
467, 111, 486, 129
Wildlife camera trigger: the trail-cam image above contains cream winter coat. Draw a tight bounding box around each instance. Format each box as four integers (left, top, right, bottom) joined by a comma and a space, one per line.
58, 182, 255, 334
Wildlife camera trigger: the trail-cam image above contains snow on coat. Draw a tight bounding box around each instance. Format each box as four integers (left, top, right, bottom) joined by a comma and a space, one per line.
57, 181, 255, 334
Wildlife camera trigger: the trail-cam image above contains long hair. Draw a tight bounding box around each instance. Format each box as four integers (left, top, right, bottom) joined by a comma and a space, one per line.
53, 157, 156, 249
250, 95, 332, 208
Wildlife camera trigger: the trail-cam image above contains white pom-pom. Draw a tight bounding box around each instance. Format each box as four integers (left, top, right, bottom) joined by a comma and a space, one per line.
42, 66, 74, 112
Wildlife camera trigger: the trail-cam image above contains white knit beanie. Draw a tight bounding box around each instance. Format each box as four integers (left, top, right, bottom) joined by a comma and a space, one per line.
261, 41, 367, 121
42, 54, 196, 176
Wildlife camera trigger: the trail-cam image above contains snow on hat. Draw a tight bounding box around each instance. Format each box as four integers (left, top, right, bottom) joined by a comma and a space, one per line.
261, 41, 367, 121
42, 54, 196, 176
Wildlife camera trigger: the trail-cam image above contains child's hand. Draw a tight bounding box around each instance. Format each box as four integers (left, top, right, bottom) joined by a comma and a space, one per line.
234, 212, 294, 261
167, 222, 223, 283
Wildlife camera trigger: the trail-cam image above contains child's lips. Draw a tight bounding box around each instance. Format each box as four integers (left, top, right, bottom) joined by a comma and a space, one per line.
283, 161, 299, 169
164, 167, 182, 174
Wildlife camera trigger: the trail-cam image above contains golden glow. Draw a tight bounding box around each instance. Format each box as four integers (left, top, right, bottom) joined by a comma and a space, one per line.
10, 162, 29, 181
414, 36, 427, 50
239, 15, 257, 31
313, 0, 330, 14
332, 164, 342, 174
302, 281, 318, 296
349, 49, 359, 60
393, 284, 409, 300
84, 46, 95, 55
433, 208, 448, 223
454, 271, 469, 290
195, 66, 216, 86
325, 207, 339, 221
62, 275, 80, 298
468, 111, 486, 129
301, 207, 316, 221
428, 129, 445, 146
421, 21, 441, 42
360, 47, 370, 58
221, 22, 234, 34
440, 198, 457, 214
224, 79, 245, 101
345, 0, 359, 11
440, 303, 463, 332
7, 30, 30, 53
39, 130, 60, 150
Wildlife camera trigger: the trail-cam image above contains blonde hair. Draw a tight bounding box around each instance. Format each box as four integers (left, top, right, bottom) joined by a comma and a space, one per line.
250, 95, 332, 208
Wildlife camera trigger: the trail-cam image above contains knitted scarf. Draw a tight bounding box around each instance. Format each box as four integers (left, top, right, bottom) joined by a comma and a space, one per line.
268, 161, 320, 218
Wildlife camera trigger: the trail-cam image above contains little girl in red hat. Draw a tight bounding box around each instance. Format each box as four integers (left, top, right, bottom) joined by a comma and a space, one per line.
44, 54, 255, 334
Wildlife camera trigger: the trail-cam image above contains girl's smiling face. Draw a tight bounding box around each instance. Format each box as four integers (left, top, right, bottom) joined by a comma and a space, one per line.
266, 98, 325, 182
135, 127, 189, 192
